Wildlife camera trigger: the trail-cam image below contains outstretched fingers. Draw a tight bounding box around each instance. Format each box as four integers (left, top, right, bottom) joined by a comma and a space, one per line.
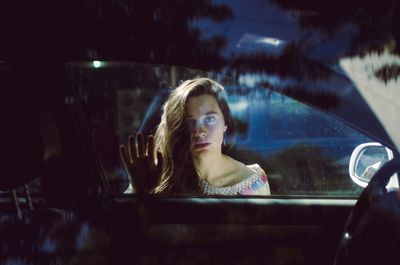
128, 134, 135, 162
126, 133, 150, 160
120, 133, 160, 193
119, 145, 130, 173
137, 133, 145, 157
147, 135, 155, 160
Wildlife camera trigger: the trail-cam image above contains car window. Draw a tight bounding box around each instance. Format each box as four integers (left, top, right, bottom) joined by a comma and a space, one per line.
65, 62, 373, 196
226, 87, 371, 196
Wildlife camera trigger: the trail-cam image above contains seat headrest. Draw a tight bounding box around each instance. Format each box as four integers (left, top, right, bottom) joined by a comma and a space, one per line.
1, 65, 45, 190
2, 112, 44, 190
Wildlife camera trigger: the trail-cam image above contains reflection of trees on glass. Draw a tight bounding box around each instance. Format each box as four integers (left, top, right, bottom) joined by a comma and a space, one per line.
271, 0, 400, 82
3, 0, 232, 71
259, 80, 340, 111
375, 64, 400, 83
271, 0, 398, 53
84, 0, 232, 69
228, 42, 332, 81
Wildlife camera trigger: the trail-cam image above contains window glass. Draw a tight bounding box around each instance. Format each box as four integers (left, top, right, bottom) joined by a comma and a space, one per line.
227, 88, 370, 196
66, 62, 373, 196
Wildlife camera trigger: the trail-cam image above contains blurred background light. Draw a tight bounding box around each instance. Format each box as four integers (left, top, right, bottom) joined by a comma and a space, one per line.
93, 61, 102, 68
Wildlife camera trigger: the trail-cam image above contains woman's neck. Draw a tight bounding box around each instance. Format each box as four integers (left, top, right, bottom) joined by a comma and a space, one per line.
193, 153, 228, 181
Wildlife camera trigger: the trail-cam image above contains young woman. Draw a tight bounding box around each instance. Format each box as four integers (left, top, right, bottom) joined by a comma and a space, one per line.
120, 77, 270, 195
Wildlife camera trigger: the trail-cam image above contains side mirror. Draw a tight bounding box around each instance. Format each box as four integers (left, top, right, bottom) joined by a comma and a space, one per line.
349, 142, 399, 189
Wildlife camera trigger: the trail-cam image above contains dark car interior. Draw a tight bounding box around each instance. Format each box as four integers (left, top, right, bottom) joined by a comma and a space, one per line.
2, 0, 400, 264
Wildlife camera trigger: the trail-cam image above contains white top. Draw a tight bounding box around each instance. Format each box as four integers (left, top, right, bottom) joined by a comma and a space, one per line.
124, 164, 270, 195
199, 164, 270, 195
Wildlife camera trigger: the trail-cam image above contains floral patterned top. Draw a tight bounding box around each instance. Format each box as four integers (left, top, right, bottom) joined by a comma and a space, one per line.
199, 164, 270, 195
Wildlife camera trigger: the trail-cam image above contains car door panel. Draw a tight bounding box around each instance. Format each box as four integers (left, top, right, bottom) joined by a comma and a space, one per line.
104, 197, 355, 265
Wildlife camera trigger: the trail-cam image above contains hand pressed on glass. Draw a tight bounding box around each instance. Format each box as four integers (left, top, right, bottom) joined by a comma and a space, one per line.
119, 133, 161, 194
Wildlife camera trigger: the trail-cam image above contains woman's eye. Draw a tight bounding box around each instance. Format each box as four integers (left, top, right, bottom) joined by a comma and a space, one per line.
205, 116, 216, 124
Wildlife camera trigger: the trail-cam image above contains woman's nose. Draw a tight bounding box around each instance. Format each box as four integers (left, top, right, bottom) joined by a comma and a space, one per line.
193, 122, 206, 138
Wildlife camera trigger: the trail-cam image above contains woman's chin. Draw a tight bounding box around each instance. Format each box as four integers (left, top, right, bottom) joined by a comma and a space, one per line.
191, 145, 212, 157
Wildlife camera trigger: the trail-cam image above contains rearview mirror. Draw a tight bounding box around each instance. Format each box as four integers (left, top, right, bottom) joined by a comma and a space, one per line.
349, 142, 399, 189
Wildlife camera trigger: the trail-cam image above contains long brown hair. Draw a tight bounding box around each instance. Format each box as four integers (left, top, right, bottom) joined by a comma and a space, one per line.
153, 77, 234, 194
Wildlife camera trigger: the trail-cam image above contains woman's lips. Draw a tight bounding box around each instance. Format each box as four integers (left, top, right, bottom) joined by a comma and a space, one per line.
193, 142, 210, 149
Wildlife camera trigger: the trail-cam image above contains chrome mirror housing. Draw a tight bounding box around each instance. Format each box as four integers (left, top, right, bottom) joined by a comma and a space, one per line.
349, 142, 399, 189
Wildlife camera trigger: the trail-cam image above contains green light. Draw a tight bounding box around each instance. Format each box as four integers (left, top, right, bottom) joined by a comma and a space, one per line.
93, 60, 102, 68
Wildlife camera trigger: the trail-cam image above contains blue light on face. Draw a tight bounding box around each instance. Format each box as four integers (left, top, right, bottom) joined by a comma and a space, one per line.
205, 115, 216, 124
187, 115, 218, 132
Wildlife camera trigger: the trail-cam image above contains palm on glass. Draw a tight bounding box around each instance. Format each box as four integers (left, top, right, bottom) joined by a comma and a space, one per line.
119, 133, 161, 194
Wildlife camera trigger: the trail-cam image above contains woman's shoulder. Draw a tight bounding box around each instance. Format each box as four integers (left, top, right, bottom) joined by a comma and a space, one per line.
242, 163, 268, 187
227, 157, 265, 179
239, 163, 269, 195
225, 156, 252, 176
225, 158, 269, 191
246, 164, 267, 176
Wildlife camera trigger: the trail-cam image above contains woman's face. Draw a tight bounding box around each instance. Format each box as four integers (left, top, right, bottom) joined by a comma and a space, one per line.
185, 95, 227, 159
